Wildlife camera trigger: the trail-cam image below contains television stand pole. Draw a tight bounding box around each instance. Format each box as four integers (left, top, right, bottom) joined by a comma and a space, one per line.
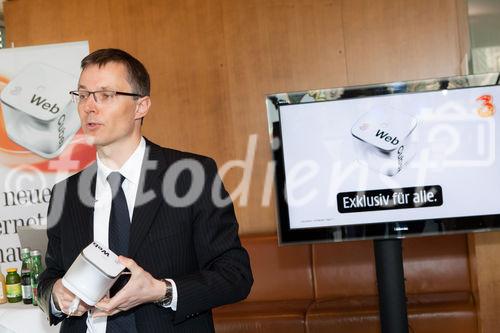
373, 238, 409, 333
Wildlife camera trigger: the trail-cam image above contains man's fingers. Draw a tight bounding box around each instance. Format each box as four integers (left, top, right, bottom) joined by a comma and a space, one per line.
93, 258, 149, 315
78, 303, 89, 313
95, 301, 109, 311
92, 303, 124, 318
53, 279, 78, 311
67, 309, 86, 317
54, 279, 75, 298
95, 289, 139, 314
57, 297, 89, 315
95, 292, 125, 312
92, 307, 121, 318
92, 309, 108, 318
58, 299, 73, 313
118, 256, 140, 273
66, 307, 84, 317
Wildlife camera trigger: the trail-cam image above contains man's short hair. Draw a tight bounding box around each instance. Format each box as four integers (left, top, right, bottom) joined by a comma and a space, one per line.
81, 48, 150, 97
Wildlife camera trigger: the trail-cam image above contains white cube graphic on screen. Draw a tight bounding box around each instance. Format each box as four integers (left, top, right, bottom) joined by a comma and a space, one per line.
351, 108, 418, 176
0, 63, 80, 158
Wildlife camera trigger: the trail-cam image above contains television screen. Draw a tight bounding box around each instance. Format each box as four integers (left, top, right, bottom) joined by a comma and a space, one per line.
267, 73, 500, 244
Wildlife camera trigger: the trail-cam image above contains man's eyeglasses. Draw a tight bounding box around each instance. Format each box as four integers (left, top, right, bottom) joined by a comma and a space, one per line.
69, 90, 144, 104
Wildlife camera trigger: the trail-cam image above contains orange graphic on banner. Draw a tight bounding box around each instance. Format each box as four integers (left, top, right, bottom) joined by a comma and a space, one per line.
0, 75, 95, 172
476, 95, 495, 118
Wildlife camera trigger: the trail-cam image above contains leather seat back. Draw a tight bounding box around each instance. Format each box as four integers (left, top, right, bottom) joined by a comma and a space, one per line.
241, 235, 314, 302
312, 234, 471, 300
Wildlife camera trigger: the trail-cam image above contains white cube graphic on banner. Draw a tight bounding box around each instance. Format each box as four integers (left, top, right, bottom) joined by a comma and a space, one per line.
1, 63, 81, 158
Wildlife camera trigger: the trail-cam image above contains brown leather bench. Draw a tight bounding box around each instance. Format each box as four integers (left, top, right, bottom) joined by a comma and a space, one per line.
213, 235, 313, 333
307, 234, 477, 333
213, 234, 477, 333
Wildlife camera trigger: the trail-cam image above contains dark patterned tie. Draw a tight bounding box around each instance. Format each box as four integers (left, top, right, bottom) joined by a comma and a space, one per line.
106, 172, 137, 333
107, 172, 130, 257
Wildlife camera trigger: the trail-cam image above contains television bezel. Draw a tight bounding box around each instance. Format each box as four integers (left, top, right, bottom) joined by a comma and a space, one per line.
266, 72, 500, 245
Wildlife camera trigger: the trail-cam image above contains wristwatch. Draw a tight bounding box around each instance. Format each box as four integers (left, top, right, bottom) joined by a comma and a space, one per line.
155, 279, 173, 307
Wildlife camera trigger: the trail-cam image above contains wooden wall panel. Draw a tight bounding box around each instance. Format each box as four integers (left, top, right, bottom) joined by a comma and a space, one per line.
455, 0, 471, 74
4, 0, 348, 234
218, 0, 347, 233
342, 0, 462, 84
4, 0, 465, 235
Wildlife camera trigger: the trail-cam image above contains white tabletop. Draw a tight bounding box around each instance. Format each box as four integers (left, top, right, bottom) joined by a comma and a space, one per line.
0, 302, 58, 333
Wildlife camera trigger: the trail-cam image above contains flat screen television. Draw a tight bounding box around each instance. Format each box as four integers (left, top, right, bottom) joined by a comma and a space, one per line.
266, 73, 500, 244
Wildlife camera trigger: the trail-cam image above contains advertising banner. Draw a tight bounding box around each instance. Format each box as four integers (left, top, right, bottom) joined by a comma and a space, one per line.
0, 42, 93, 272
278, 84, 499, 229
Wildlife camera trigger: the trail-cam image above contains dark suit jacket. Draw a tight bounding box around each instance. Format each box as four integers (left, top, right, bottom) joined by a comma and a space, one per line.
38, 139, 253, 333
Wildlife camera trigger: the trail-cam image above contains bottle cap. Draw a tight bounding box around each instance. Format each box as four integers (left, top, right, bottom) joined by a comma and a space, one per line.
6, 268, 17, 273
30, 250, 41, 257
21, 247, 31, 255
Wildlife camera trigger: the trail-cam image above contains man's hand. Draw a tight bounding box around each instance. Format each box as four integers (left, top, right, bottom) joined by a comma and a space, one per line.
93, 256, 165, 318
52, 279, 90, 316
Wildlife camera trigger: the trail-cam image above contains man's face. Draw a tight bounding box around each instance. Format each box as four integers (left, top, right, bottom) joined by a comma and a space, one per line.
77, 62, 140, 148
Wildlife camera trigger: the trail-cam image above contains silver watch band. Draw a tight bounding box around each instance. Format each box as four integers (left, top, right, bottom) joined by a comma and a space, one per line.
155, 278, 173, 307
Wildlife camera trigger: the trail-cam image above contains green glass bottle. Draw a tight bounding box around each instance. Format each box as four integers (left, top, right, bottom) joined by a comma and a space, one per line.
30, 250, 43, 306
21, 248, 33, 305
6, 268, 22, 303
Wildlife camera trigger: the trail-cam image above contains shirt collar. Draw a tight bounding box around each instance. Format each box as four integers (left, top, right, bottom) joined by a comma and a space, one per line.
96, 137, 146, 186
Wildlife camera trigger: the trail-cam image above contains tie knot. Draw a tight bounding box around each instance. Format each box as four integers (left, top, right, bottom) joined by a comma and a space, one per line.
107, 172, 125, 192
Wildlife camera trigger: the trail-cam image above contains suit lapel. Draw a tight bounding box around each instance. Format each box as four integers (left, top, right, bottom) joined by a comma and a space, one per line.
72, 162, 96, 253
129, 140, 167, 258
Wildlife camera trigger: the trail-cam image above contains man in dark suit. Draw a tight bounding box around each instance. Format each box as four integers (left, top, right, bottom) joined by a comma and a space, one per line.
38, 48, 253, 333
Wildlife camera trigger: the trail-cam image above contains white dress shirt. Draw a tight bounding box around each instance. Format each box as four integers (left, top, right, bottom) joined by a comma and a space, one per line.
52, 137, 178, 333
